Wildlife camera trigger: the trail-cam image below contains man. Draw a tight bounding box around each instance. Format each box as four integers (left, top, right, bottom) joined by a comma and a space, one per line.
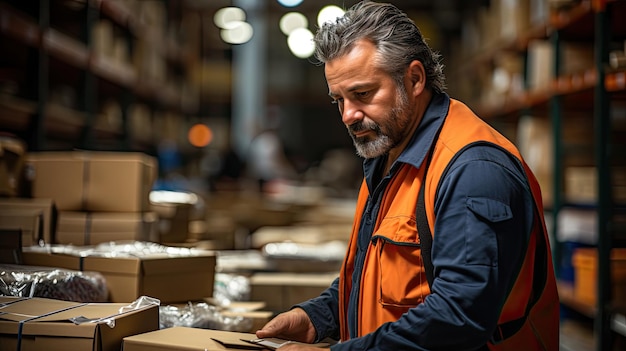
256, 1, 559, 350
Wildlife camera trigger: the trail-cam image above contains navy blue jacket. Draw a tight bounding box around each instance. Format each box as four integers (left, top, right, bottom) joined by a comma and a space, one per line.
297, 93, 535, 350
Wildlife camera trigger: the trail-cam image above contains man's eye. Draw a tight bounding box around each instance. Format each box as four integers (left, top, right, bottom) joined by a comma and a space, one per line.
356, 91, 369, 98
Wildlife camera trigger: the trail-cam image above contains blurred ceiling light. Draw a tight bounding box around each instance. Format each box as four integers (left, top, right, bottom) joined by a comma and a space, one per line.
277, 0, 304, 7
287, 27, 315, 58
220, 21, 254, 44
279, 12, 308, 36
317, 5, 345, 27
213, 6, 246, 29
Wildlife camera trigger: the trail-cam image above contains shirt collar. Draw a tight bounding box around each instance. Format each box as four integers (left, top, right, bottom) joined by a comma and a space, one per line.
363, 92, 450, 181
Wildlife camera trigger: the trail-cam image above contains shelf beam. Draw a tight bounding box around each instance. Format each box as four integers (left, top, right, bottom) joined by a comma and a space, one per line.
593, 0, 613, 350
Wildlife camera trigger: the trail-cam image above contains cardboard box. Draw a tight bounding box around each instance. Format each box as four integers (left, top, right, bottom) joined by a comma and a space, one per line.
0, 198, 56, 244
0, 296, 159, 351
0, 229, 22, 264
55, 211, 158, 245
516, 115, 553, 207
527, 39, 554, 93
572, 248, 626, 306
22, 245, 216, 303
150, 202, 192, 243
122, 327, 259, 351
0, 135, 26, 197
0, 209, 42, 247
26, 151, 156, 212
249, 272, 337, 313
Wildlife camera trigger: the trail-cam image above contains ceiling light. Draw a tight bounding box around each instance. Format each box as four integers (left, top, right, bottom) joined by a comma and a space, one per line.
214, 7, 246, 29
277, 0, 304, 7
317, 5, 345, 27
279, 12, 308, 36
220, 21, 254, 44
287, 27, 315, 58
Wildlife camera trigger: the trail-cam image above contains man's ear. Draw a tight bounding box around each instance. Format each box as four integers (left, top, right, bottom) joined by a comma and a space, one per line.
408, 60, 426, 96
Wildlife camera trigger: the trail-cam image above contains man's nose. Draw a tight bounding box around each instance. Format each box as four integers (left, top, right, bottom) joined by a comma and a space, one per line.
341, 100, 363, 125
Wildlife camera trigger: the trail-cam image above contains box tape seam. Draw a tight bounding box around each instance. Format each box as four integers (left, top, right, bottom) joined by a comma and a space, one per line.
16, 302, 88, 351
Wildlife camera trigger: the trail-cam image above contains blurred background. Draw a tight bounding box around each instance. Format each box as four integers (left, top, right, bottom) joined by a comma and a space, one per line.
0, 0, 492, 196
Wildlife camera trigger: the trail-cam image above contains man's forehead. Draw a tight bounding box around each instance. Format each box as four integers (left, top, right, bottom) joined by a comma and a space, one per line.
325, 42, 379, 80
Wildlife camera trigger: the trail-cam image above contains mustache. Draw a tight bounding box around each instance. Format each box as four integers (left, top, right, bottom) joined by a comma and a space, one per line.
348, 121, 380, 135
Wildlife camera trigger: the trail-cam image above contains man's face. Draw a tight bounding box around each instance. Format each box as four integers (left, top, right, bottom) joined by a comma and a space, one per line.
325, 40, 414, 159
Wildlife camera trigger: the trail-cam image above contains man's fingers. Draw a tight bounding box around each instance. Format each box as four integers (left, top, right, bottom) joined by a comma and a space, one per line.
256, 318, 285, 338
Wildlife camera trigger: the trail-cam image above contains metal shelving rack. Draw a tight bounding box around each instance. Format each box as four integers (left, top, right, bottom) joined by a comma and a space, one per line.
593, 1, 611, 348
0, 0, 196, 153
447, 1, 626, 349
552, 1, 626, 349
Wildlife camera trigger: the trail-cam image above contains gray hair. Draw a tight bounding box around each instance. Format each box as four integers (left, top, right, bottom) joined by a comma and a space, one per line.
313, 0, 446, 94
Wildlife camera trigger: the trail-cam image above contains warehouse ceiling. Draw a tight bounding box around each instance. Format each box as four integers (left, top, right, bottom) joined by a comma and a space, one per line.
182, 0, 489, 43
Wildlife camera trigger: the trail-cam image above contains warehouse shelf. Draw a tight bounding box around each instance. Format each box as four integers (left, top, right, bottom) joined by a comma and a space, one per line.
450, 0, 626, 349
558, 280, 596, 318
559, 279, 626, 338
0, 3, 183, 110
477, 68, 626, 123
93, 0, 192, 67
0, 0, 200, 151
0, 94, 35, 131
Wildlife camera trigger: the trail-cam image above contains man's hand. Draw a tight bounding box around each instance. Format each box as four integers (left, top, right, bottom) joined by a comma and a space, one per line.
256, 308, 317, 343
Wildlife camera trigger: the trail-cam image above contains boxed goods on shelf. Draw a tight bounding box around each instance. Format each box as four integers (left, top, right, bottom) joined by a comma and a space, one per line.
0, 295, 159, 351
565, 166, 626, 204
557, 208, 597, 245
55, 211, 158, 245
498, 0, 531, 41
21, 241, 216, 303
25, 151, 157, 212
516, 115, 553, 206
527, 40, 554, 92
572, 247, 626, 306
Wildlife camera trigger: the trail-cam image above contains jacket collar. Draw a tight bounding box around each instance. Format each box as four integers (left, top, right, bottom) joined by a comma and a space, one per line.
363, 92, 450, 184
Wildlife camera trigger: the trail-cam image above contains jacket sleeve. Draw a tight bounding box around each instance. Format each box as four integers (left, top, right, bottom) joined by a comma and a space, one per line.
295, 277, 341, 342
329, 146, 534, 351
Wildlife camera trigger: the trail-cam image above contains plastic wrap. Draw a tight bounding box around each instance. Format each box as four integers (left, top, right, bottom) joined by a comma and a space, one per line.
70, 295, 161, 328
213, 273, 250, 306
0, 264, 108, 302
26, 240, 209, 258
159, 302, 252, 332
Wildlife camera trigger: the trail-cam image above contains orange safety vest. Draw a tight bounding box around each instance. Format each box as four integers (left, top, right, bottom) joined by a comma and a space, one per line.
338, 99, 559, 350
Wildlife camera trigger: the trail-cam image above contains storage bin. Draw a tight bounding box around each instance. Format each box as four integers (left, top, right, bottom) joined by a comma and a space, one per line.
572, 247, 626, 306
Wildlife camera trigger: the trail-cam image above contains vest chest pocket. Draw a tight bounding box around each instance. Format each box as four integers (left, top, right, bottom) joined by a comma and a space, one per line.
372, 216, 429, 307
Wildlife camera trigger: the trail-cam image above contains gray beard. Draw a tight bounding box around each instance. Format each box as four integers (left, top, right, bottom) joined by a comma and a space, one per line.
352, 133, 393, 159
350, 87, 411, 159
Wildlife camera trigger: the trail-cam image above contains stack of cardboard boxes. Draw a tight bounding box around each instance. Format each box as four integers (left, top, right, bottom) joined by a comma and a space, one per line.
0, 295, 160, 351
21, 242, 216, 304
24, 151, 158, 245
0, 149, 277, 350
